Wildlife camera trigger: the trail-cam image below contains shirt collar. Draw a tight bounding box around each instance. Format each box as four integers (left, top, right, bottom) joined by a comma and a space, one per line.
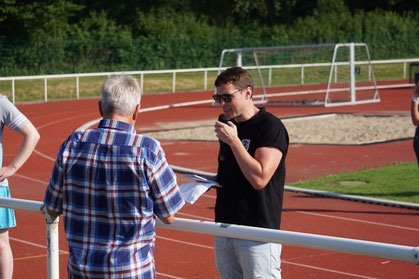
98, 119, 136, 134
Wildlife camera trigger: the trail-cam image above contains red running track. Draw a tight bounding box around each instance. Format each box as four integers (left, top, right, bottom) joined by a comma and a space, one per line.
3, 85, 419, 278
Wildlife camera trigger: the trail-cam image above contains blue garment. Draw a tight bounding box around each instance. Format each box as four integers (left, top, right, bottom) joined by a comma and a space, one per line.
0, 187, 16, 229
44, 119, 184, 278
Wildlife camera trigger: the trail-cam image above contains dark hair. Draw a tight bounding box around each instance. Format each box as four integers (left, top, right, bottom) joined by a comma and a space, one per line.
214, 67, 254, 92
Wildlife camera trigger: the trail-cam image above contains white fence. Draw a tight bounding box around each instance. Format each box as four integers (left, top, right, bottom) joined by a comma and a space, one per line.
0, 196, 418, 279
1, 58, 418, 104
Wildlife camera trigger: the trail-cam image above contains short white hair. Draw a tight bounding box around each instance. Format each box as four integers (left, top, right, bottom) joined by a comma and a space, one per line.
101, 75, 142, 117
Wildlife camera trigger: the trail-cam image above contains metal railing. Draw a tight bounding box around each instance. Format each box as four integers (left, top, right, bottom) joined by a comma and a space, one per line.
1, 58, 418, 104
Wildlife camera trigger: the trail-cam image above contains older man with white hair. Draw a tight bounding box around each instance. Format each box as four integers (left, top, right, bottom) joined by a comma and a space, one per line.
44, 75, 184, 278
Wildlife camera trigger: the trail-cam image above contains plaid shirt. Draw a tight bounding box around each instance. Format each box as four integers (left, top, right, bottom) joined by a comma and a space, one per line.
44, 119, 184, 278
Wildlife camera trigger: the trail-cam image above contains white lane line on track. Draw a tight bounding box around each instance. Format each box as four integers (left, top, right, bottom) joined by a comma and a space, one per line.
76, 118, 101, 131
157, 236, 213, 249
36, 113, 96, 130
34, 149, 56, 161
282, 261, 377, 279
13, 173, 48, 184
296, 211, 419, 232
155, 272, 185, 279
177, 212, 213, 221
201, 193, 216, 199
10, 237, 68, 254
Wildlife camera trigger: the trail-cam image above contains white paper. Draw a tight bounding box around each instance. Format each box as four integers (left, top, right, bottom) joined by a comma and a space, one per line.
183, 173, 214, 183
180, 174, 219, 204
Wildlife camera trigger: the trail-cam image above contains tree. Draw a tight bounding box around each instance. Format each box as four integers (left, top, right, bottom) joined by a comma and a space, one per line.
0, 0, 82, 42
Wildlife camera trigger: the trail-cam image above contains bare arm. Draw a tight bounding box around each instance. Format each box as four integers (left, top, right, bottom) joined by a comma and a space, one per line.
411, 84, 419, 126
0, 122, 40, 181
215, 120, 282, 190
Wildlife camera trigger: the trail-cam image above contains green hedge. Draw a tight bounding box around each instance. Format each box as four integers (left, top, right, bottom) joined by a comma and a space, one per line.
0, 10, 417, 76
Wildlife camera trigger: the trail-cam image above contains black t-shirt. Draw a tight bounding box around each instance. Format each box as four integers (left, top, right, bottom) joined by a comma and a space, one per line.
215, 108, 289, 230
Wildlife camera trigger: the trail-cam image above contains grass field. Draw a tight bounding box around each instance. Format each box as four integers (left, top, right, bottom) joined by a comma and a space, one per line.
0, 62, 410, 103
290, 162, 419, 204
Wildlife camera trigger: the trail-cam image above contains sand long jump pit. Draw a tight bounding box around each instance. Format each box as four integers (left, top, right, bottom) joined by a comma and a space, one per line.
141, 113, 414, 145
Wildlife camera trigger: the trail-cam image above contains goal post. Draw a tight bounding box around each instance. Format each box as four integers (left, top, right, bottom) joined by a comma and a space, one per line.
324, 42, 380, 107
216, 43, 380, 107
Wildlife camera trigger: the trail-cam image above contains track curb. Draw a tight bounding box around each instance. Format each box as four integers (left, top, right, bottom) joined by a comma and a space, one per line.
285, 185, 419, 210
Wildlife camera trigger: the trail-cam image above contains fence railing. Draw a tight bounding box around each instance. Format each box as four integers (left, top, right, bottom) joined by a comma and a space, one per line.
1, 58, 418, 104
0, 196, 418, 279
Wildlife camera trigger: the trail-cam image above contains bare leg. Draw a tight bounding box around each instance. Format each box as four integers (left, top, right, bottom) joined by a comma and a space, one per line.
0, 229, 13, 279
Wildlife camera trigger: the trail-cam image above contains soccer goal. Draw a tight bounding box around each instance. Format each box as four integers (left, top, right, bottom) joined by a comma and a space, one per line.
217, 42, 380, 107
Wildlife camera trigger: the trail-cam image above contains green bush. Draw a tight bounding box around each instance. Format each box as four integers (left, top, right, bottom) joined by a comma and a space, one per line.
0, 3, 418, 76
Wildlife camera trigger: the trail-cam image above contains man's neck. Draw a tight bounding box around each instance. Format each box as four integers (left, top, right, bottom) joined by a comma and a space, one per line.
235, 104, 260, 123
104, 114, 135, 126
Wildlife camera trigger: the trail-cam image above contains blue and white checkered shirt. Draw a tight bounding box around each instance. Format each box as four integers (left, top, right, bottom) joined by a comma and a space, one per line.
44, 119, 184, 278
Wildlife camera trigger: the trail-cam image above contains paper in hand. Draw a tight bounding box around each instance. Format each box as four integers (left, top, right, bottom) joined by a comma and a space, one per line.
179, 174, 219, 204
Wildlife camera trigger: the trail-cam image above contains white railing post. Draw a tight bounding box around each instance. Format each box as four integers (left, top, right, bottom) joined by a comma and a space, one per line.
45, 213, 60, 279
172, 72, 176, 93
140, 73, 144, 92
44, 78, 48, 102
349, 43, 356, 104
12, 79, 15, 104
204, 70, 208, 90
76, 76, 79, 99
301, 66, 304, 85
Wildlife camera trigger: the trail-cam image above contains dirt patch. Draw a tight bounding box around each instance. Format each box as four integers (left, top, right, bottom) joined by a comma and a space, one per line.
141, 114, 414, 145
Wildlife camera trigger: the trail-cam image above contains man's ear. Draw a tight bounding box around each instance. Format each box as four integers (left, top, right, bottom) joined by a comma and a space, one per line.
244, 87, 252, 100
132, 105, 140, 121
98, 101, 104, 116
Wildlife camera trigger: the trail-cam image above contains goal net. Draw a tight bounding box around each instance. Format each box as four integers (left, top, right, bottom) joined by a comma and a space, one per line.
216, 43, 380, 107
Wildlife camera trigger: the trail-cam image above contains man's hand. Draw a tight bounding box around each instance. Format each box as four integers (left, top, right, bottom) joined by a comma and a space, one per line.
215, 120, 238, 146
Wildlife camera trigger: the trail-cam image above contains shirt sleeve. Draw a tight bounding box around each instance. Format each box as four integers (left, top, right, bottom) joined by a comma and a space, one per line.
43, 144, 65, 214
147, 144, 185, 218
258, 117, 289, 155
0, 95, 29, 131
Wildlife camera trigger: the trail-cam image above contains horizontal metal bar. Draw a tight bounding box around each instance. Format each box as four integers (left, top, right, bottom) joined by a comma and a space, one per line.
157, 217, 419, 265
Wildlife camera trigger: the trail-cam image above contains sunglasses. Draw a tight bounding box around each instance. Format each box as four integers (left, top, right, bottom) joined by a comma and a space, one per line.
212, 88, 244, 103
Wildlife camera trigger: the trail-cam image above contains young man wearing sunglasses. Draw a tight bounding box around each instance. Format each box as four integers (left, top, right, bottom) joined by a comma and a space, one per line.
213, 67, 289, 279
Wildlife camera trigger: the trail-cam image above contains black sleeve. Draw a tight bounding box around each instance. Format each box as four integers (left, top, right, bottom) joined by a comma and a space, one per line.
258, 117, 289, 156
